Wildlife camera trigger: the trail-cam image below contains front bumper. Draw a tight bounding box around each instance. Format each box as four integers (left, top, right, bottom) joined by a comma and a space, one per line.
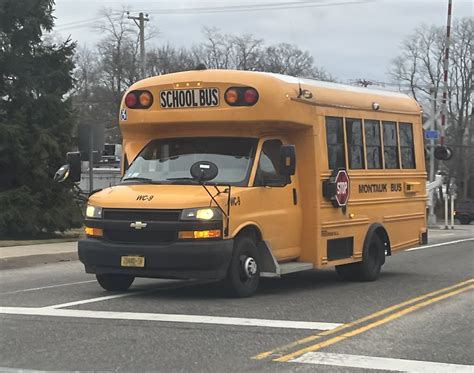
78, 238, 234, 280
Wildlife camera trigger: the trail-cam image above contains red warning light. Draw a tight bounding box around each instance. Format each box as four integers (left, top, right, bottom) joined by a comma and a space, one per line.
243, 89, 258, 104
125, 92, 138, 108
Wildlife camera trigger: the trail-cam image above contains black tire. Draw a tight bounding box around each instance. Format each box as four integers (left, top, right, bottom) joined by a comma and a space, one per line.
335, 261, 359, 281
459, 217, 470, 225
225, 236, 260, 298
335, 235, 385, 282
96, 274, 135, 291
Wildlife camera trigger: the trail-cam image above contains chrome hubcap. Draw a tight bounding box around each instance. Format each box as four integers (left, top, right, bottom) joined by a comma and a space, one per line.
243, 257, 257, 278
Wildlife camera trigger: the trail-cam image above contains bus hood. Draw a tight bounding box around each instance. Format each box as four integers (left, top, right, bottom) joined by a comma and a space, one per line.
88, 184, 229, 210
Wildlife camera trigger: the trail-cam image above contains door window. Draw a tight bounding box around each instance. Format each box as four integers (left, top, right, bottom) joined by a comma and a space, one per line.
254, 139, 288, 187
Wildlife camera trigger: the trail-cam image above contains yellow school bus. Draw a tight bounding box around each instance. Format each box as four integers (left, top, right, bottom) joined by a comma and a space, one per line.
78, 69, 427, 297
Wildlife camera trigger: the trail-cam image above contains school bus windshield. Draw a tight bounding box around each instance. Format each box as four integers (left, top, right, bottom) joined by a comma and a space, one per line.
123, 137, 258, 186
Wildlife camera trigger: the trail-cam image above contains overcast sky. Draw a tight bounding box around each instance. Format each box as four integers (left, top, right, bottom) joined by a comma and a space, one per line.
52, 0, 472, 83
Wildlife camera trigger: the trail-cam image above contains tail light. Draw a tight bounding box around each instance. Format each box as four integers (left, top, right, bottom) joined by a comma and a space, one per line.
125, 90, 154, 109
224, 87, 259, 106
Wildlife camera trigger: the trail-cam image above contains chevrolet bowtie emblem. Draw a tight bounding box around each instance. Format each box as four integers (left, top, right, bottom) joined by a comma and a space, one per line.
130, 221, 147, 230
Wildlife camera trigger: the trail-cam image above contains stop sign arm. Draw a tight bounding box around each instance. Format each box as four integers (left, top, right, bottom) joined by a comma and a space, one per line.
322, 168, 350, 208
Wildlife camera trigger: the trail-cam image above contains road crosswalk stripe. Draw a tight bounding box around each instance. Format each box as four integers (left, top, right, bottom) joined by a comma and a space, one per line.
0, 306, 342, 330
291, 352, 474, 372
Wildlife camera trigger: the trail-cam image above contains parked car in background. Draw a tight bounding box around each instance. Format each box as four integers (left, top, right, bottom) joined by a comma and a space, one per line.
455, 200, 474, 225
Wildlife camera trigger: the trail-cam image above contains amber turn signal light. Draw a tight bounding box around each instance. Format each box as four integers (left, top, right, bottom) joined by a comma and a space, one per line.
84, 227, 103, 237
224, 89, 239, 104
178, 230, 221, 239
139, 91, 153, 107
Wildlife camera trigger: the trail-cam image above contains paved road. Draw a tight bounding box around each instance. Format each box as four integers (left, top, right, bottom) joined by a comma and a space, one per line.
1, 228, 473, 372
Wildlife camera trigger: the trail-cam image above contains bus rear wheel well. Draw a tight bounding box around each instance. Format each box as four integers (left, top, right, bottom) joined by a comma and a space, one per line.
371, 224, 391, 256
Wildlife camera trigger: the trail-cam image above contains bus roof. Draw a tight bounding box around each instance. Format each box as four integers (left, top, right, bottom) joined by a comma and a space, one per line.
129, 69, 421, 115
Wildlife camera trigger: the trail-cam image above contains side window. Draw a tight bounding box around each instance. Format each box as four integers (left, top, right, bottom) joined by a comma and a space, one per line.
346, 118, 365, 169
364, 120, 382, 169
254, 139, 287, 186
326, 117, 346, 170
383, 121, 400, 169
399, 123, 416, 169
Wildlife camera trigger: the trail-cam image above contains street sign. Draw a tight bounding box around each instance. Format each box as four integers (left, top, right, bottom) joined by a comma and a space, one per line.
334, 169, 350, 207
425, 130, 440, 140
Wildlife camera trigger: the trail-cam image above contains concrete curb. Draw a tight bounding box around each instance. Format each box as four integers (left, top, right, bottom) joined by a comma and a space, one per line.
0, 252, 78, 270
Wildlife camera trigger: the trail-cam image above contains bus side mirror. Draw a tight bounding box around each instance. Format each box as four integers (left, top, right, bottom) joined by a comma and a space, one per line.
54, 164, 70, 183
434, 145, 453, 161
54, 152, 82, 183
279, 145, 296, 176
66, 151, 82, 182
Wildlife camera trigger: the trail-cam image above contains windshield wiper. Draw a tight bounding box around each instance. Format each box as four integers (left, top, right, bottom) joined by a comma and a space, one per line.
165, 177, 198, 184
159, 155, 180, 162
121, 177, 161, 184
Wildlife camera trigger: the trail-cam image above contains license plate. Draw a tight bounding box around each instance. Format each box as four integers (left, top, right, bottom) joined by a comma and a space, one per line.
160, 88, 219, 109
121, 255, 145, 268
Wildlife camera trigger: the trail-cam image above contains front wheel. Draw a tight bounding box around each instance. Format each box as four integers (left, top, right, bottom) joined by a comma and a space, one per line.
225, 236, 260, 298
96, 274, 135, 291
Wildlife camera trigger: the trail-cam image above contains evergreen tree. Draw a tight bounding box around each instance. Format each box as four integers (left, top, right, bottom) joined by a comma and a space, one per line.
0, 0, 81, 237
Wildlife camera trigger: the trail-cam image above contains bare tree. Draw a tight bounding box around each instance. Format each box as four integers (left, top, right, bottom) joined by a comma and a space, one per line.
147, 45, 197, 75
391, 18, 473, 199
230, 33, 263, 70
258, 43, 321, 78
72, 46, 99, 99
92, 8, 141, 140
196, 27, 233, 69
94, 8, 138, 101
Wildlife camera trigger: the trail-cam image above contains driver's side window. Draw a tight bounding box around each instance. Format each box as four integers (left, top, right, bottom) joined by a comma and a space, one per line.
254, 139, 288, 187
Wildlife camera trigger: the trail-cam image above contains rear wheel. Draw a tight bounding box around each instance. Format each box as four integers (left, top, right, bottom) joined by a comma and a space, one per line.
459, 217, 471, 225
96, 274, 135, 291
225, 236, 260, 297
336, 235, 385, 282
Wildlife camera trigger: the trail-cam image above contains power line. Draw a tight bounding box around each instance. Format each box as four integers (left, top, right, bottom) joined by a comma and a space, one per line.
55, 17, 105, 29
145, 0, 375, 15
53, 0, 375, 31
54, 11, 123, 31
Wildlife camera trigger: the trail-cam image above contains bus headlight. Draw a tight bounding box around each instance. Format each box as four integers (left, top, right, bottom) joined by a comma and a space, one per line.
180, 207, 222, 221
86, 205, 103, 219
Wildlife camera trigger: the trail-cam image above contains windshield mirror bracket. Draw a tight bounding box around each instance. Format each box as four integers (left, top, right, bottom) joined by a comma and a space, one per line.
200, 183, 231, 237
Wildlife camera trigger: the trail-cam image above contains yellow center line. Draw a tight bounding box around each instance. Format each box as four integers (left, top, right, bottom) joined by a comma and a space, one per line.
253, 278, 474, 360
274, 283, 474, 362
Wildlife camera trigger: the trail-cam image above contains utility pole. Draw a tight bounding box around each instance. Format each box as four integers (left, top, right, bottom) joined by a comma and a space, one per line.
127, 12, 149, 79
428, 86, 438, 226
440, 0, 453, 147
87, 105, 94, 193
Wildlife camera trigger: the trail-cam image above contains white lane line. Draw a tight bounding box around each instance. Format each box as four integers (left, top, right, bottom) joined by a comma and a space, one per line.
291, 352, 474, 373
41, 291, 150, 309
0, 280, 96, 295
0, 307, 343, 331
41, 280, 211, 309
407, 238, 474, 252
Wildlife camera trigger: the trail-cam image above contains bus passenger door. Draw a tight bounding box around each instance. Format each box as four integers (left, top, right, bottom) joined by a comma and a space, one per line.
253, 139, 302, 261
